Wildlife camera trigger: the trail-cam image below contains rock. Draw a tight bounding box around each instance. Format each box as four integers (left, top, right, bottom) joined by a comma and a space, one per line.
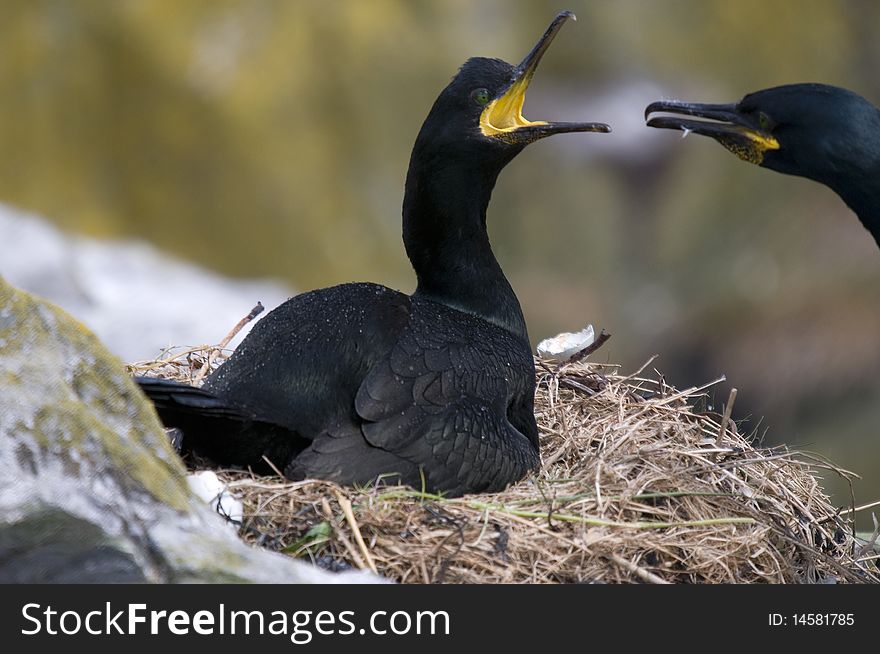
0, 203, 293, 362
0, 277, 378, 583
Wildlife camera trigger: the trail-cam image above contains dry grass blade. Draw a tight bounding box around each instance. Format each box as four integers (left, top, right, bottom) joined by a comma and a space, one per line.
335, 491, 378, 574
716, 387, 737, 446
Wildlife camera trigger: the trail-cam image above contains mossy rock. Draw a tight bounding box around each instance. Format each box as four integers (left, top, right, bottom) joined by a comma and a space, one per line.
0, 277, 377, 583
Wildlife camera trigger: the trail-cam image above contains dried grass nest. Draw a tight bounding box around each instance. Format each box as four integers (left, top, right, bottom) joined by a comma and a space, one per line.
130, 341, 880, 584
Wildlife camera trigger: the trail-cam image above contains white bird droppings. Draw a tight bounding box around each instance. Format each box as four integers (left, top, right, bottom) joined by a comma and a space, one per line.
536, 324, 595, 361
187, 470, 243, 529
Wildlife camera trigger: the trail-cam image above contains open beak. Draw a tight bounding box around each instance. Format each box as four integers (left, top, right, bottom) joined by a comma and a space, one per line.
645, 99, 779, 164
480, 11, 611, 143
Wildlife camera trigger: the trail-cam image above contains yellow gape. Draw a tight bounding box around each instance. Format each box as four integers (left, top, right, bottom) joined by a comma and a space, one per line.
720, 129, 780, 164
479, 76, 547, 139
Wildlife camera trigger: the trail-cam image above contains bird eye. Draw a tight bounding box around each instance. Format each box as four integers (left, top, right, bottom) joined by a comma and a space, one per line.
471, 88, 491, 106
758, 112, 773, 130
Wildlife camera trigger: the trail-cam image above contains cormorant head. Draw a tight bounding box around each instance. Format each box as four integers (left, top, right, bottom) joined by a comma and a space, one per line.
413, 11, 610, 168
645, 84, 880, 189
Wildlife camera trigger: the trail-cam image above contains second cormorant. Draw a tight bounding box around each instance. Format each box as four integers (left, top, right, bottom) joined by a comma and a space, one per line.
645, 84, 880, 247
137, 12, 610, 496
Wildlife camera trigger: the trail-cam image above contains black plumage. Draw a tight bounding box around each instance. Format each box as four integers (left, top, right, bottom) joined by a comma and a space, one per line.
137, 12, 609, 496
646, 84, 880, 247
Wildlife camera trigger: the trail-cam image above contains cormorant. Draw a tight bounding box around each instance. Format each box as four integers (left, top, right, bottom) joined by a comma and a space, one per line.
645, 84, 880, 247
136, 12, 610, 497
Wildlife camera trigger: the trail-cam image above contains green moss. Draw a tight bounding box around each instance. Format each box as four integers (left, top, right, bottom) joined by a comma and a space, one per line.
0, 276, 190, 511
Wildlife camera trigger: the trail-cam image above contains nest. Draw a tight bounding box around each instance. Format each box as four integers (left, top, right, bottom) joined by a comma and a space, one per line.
129, 343, 880, 584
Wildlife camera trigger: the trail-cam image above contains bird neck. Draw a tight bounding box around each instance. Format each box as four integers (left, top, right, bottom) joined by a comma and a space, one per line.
402, 153, 529, 341
835, 181, 880, 248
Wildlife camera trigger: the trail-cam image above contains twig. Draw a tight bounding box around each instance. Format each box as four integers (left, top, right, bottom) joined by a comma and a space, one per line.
607, 553, 670, 584
834, 499, 880, 519
193, 302, 265, 383
618, 354, 660, 384
855, 514, 880, 559
567, 329, 611, 364
261, 455, 286, 479
320, 497, 366, 571
647, 375, 727, 408
715, 387, 738, 446
335, 492, 378, 574
220, 302, 265, 348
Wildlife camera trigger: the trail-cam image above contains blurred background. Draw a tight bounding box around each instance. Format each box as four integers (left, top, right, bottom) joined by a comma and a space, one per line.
2, 0, 878, 525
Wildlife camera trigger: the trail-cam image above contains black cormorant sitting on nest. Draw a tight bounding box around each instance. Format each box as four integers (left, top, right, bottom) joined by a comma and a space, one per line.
137, 12, 610, 497
645, 84, 880, 247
